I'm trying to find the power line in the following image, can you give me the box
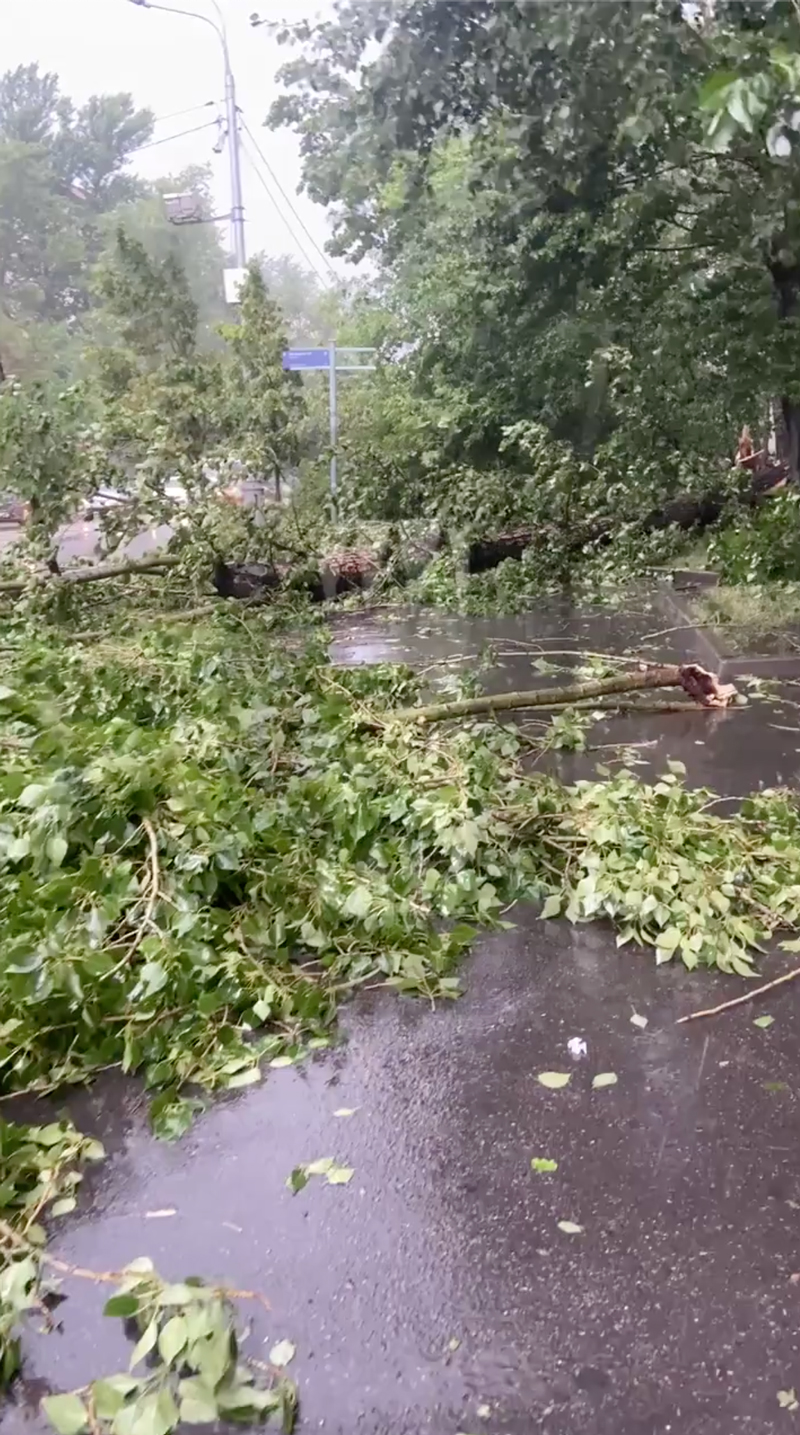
[132,120,220,155]
[151,100,218,127]
[240,117,337,281]
[239,138,331,285]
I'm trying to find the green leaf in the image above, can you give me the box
[305,1157,334,1175]
[41,1395,89,1435]
[286,1166,308,1194]
[541,894,561,920]
[46,835,68,867]
[343,884,372,918]
[753,1015,775,1029]
[327,1164,354,1185]
[269,1339,296,1367]
[698,70,737,110]
[130,1388,179,1435]
[91,1379,134,1420]
[226,1067,261,1088]
[158,1315,188,1363]
[530,1157,558,1174]
[270,1055,295,1069]
[103,1294,140,1319]
[592,1072,618,1089]
[537,1071,571,1089]
[50,1196,76,1216]
[157,1283,202,1306]
[178,1381,218,1424]
[129,1318,159,1369]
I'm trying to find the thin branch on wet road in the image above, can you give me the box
[677,965,800,1024]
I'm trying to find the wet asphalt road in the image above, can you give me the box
[0,519,173,566]
[5,601,800,1435]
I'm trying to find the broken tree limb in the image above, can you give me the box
[0,553,181,597]
[380,663,737,726]
[676,964,800,1024]
[527,698,726,715]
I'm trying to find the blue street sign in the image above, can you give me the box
[282,348,330,371]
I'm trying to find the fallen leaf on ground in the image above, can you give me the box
[592,1072,618,1089]
[537,1071,571,1089]
[630,1013,648,1029]
[448,1337,461,1352]
[778,1389,799,1411]
[557,1220,584,1234]
[306,1157,334,1175]
[42,1393,88,1435]
[334,1108,358,1117]
[269,1339,296,1367]
[269,1055,295,1069]
[286,1166,309,1194]
[530,1158,558,1174]
[753,1015,775,1029]
[477,1405,491,1418]
[327,1163,354,1185]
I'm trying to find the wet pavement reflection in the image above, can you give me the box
[5,598,800,1435]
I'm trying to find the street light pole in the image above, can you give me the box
[127,0,246,267]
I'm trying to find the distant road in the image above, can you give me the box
[0,519,173,565]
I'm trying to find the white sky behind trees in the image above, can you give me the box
[0,0,343,284]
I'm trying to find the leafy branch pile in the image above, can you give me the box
[1,610,800,1418]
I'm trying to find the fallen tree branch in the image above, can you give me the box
[380,663,737,726]
[0,1217,271,1309]
[0,554,181,597]
[523,699,724,717]
[676,965,800,1024]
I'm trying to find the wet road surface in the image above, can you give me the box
[5,603,800,1435]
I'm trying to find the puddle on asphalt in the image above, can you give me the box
[6,596,800,1435]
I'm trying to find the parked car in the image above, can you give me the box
[81,487,130,518]
[0,493,29,524]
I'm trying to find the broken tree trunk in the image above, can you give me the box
[0,554,181,597]
[380,664,737,726]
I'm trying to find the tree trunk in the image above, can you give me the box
[767,252,800,479]
[378,663,736,726]
[0,554,180,597]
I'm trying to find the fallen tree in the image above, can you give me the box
[0,553,181,597]
[380,663,737,725]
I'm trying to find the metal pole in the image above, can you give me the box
[223,45,246,267]
[127,0,245,267]
[329,341,338,504]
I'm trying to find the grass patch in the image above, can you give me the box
[694,582,800,652]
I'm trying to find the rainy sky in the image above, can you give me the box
[0,0,340,281]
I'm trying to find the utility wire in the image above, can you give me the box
[132,120,220,155]
[240,117,337,281]
[151,100,217,127]
[240,138,331,285]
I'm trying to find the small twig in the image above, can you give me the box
[0,1218,271,1309]
[102,819,160,981]
[676,965,800,1024]
[639,621,724,642]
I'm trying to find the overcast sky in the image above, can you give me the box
[0,0,343,284]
